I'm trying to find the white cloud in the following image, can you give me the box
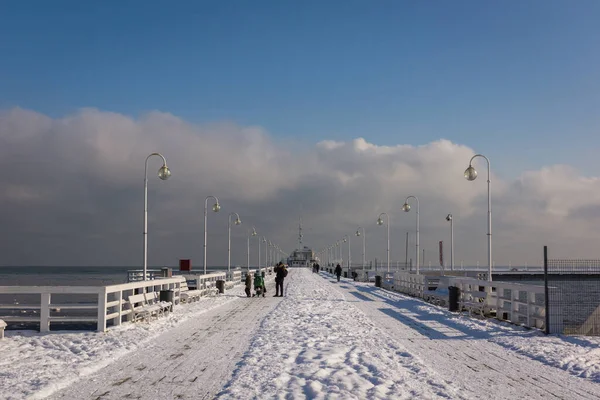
[0,108,599,267]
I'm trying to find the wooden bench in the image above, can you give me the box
[179,281,203,303]
[460,290,489,317]
[0,319,6,339]
[203,281,219,296]
[127,293,161,322]
[145,292,172,315]
[423,287,450,306]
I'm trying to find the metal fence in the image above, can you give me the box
[544,246,600,335]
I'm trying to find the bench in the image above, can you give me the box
[423,287,450,306]
[180,281,203,303]
[460,290,489,317]
[0,319,6,339]
[127,293,162,322]
[203,281,219,296]
[145,292,172,315]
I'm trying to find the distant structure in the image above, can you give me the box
[298,215,303,248]
[287,214,314,268]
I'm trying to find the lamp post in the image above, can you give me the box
[227,213,242,273]
[257,234,262,272]
[464,154,492,282]
[204,196,221,275]
[446,214,454,271]
[262,237,268,271]
[402,196,420,274]
[143,153,171,281]
[376,212,390,272]
[247,227,257,271]
[343,235,351,277]
[356,227,366,270]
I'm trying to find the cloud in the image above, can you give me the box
[0,108,599,268]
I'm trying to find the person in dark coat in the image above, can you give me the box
[274,262,287,297]
[245,273,252,297]
[335,263,342,282]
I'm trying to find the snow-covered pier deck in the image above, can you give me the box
[2,268,600,399]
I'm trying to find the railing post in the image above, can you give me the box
[40,293,51,333]
[116,290,123,327]
[97,289,107,332]
[543,245,550,334]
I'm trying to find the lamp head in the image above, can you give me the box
[464,165,478,181]
[356,230,361,237]
[446,214,452,222]
[377,218,384,226]
[158,165,171,180]
[343,237,347,243]
[234,218,242,225]
[402,203,410,212]
[212,202,221,212]
[251,228,257,236]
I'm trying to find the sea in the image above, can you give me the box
[0,266,240,286]
[0,265,243,330]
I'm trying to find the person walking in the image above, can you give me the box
[274,262,288,297]
[335,263,342,282]
[245,272,252,297]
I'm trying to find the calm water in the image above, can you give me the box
[0,266,237,286]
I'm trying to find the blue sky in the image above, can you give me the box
[1,0,599,178]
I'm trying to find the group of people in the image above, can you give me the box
[313,262,344,282]
[245,270,266,297]
[244,262,288,298]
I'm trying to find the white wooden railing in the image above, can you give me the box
[0,276,184,333]
[387,272,548,331]
[0,268,249,333]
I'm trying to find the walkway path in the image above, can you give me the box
[49,279,280,400]
[47,269,600,400]
[332,275,600,399]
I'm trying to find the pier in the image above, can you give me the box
[1,268,599,399]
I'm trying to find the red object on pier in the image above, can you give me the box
[179,259,191,271]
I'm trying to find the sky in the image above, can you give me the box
[1,1,599,267]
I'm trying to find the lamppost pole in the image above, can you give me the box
[343,235,351,277]
[446,214,454,271]
[247,227,256,271]
[402,196,420,274]
[464,154,492,281]
[143,153,171,281]
[377,213,390,272]
[356,227,366,270]
[227,213,241,273]
[204,196,221,275]
[257,234,261,273]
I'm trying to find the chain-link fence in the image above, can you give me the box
[544,246,600,335]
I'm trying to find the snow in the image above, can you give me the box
[1,269,599,399]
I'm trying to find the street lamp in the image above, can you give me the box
[227,213,242,273]
[262,237,268,271]
[377,212,390,272]
[356,227,366,270]
[143,153,171,281]
[343,235,351,277]
[402,196,420,274]
[257,234,262,272]
[446,214,454,271]
[464,154,492,282]
[203,195,221,275]
[247,227,257,271]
